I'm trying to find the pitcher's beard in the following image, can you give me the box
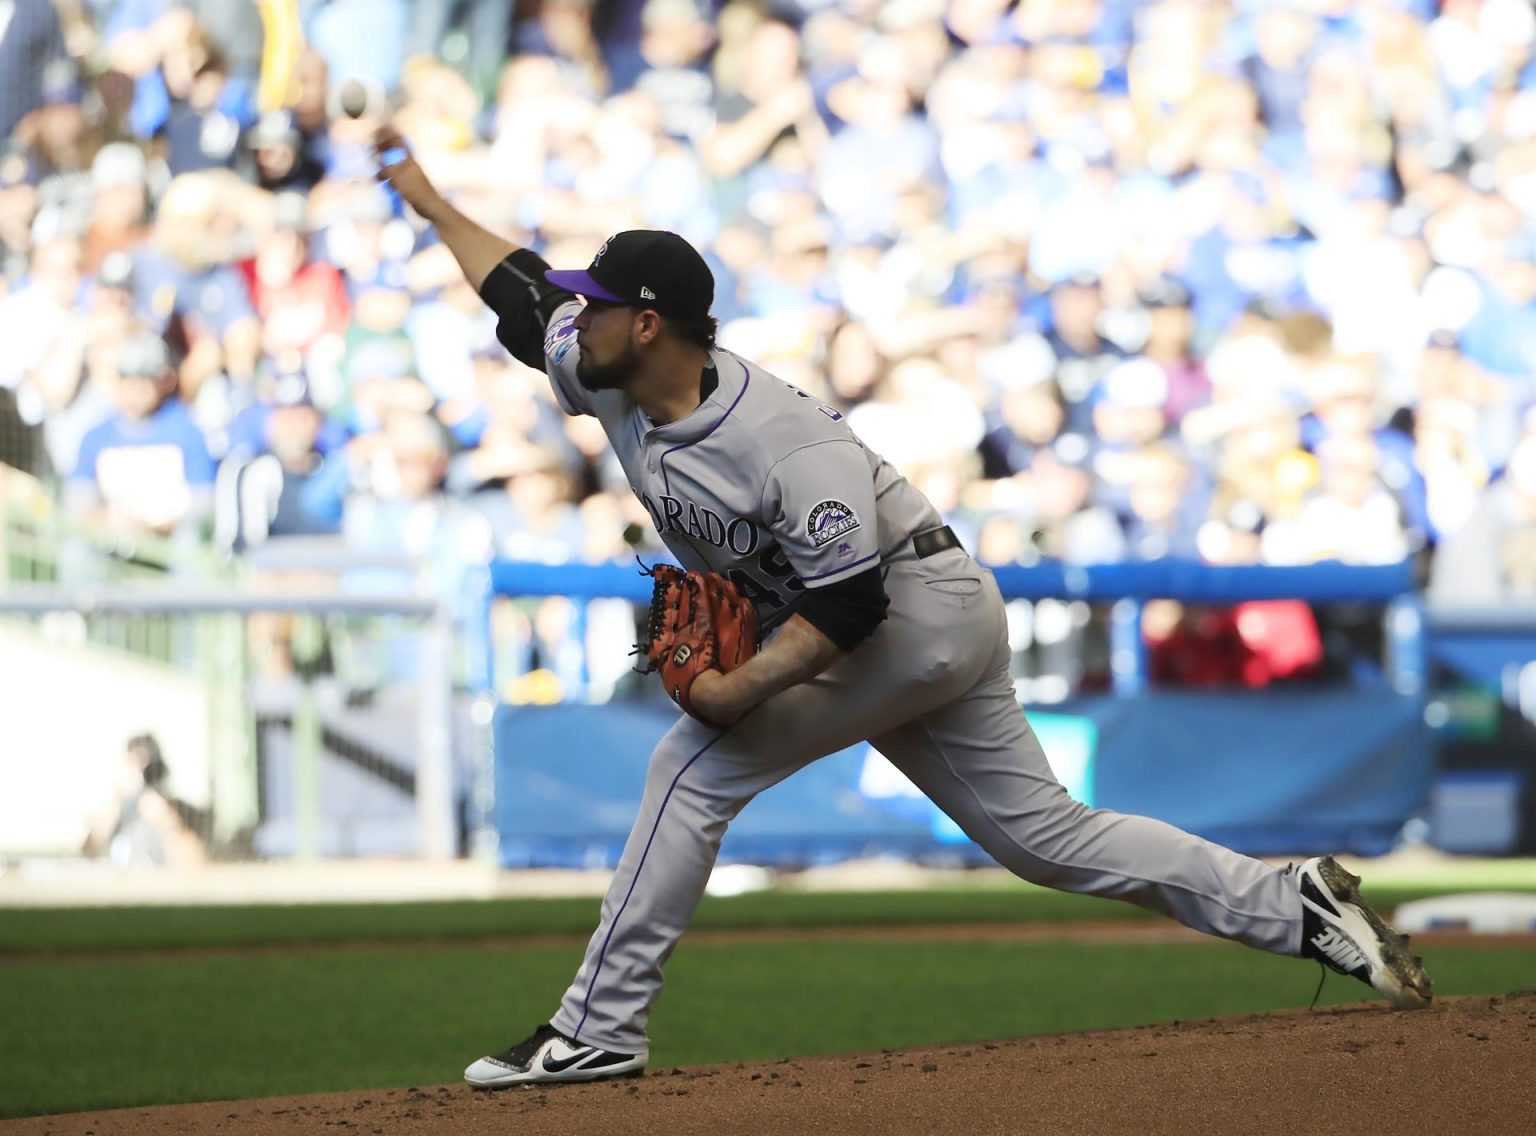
[577,343,640,391]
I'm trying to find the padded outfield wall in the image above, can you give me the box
[487,559,1477,867]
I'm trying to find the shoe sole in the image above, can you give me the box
[466,1065,647,1090]
[1317,857,1433,1010]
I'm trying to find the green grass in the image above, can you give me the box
[2,936,1533,1119]
[6,878,1532,955]
[4,875,1534,1117]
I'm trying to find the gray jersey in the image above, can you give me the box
[541,301,943,621]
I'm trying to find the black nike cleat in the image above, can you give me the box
[464,1023,648,1088]
[1297,856,1433,1010]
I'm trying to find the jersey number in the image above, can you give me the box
[727,545,803,609]
[788,385,843,421]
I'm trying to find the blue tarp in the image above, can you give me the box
[1080,691,1431,855]
[491,689,1431,867]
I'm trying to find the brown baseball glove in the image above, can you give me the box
[636,563,759,722]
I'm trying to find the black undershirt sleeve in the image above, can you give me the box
[477,249,576,372]
[793,564,890,653]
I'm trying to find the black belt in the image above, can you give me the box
[913,525,961,559]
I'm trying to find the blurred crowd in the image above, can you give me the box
[3,0,1536,692]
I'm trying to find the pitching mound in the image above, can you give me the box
[6,993,1532,1135]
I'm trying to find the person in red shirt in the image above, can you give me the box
[1147,500,1324,688]
[242,191,349,370]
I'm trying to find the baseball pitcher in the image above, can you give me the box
[375,129,1431,1089]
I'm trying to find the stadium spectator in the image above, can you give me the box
[512,0,608,100]
[218,370,348,550]
[1430,433,1536,603]
[409,0,515,97]
[132,171,263,391]
[246,109,325,194]
[342,409,485,571]
[1014,436,1125,566]
[614,0,716,144]
[1134,275,1208,423]
[224,361,349,463]
[83,733,208,868]
[979,370,1066,480]
[0,148,38,286]
[0,0,73,139]
[81,143,151,274]
[1171,497,1325,689]
[702,18,818,185]
[242,190,350,369]
[155,26,244,176]
[3,0,1536,695]
[29,249,136,479]
[67,331,215,541]
[0,232,83,400]
[1278,432,1414,566]
[1115,441,1207,562]
[1043,273,1124,428]
[1091,358,1172,455]
[1412,392,1491,544]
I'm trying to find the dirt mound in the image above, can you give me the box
[6,993,1533,1135]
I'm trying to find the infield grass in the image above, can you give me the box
[2,934,1533,1119]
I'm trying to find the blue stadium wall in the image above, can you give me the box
[490,688,1431,868]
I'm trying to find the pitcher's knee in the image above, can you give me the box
[993,845,1115,895]
[962,791,1100,888]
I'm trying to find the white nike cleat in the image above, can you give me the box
[1296,856,1432,1010]
[464,1023,648,1088]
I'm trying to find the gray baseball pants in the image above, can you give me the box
[551,547,1305,1053]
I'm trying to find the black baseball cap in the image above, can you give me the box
[546,230,714,321]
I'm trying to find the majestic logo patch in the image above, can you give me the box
[807,500,860,547]
[835,540,855,559]
[544,313,577,364]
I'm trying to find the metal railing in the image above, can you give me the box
[482,558,1426,697]
[2,495,232,589]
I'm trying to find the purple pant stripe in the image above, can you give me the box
[572,731,725,1043]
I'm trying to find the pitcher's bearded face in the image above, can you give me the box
[573,301,641,391]
[577,338,642,391]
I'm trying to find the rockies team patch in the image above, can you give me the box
[806,500,860,547]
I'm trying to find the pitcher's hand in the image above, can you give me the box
[683,668,747,728]
[374,126,442,220]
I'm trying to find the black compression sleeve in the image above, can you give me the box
[795,564,890,652]
[477,249,577,371]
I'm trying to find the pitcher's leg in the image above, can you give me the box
[872,640,1303,955]
[549,706,889,1051]
[548,571,1005,1053]
[549,724,746,1052]
[549,647,1001,1049]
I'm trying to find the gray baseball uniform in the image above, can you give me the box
[504,297,1306,1054]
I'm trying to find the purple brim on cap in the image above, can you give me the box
[545,269,627,304]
